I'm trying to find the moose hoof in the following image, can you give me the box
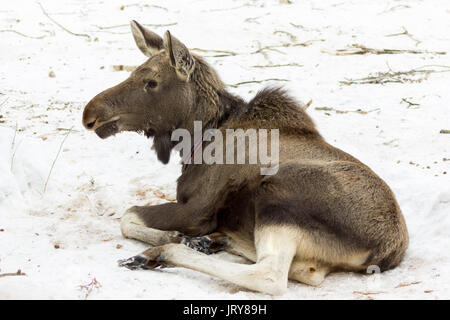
[118,255,151,270]
[181,235,227,255]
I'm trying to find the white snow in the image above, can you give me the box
[0,0,449,299]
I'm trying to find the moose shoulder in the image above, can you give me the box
[82,21,408,295]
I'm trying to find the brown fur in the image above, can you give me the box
[82,21,408,293]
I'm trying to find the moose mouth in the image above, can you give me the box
[93,115,155,139]
[95,120,119,139]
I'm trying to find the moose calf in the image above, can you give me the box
[82,21,408,295]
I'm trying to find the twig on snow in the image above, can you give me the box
[0,97,9,107]
[228,78,289,88]
[10,140,23,171]
[289,23,322,32]
[250,39,324,55]
[315,106,380,115]
[79,277,102,300]
[251,43,299,55]
[322,44,445,56]
[353,290,385,295]
[10,122,20,171]
[379,5,411,15]
[37,2,91,40]
[244,16,262,24]
[395,281,421,288]
[43,127,73,194]
[273,30,297,42]
[92,22,177,30]
[190,47,238,57]
[207,5,249,12]
[123,3,168,11]
[10,121,18,151]
[0,269,26,278]
[0,29,47,39]
[385,26,421,46]
[401,98,420,108]
[251,63,303,68]
[340,65,450,85]
[254,41,272,64]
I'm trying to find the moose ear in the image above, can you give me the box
[130,20,163,57]
[164,31,195,81]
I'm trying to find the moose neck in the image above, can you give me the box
[209,89,245,129]
[183,57,246,136]
[190,88,245,135]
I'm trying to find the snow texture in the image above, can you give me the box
[0,0,449,299]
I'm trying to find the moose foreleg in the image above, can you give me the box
[122,202,217,236]
[121,202,219,249]
[120,207,182,246]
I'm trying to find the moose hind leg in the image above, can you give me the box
[119,225,297,295]
[288,260,330,286]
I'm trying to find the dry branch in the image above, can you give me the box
[380,5,411,14]
[385,27,421,46]
[0,269,26,278]
[353,290,385,295]
[79,277,101,300]
[38,2,91,40]
[190,48,237,57]
[250,40,323,55]
[1,97,10,123]
[250,63,303,68]
[244,16,262,24]
[289,23,321,32]
[0,29,47,39]
[10,121,18,171]
[11,121,18,150]
[322,44,445,56]
[43,127,73,194]
[93,22,177,30]
[255,41,272,63]
[401,98,420,108]
[10,141,21,171]
[396,281,421,288]
[340,66,450,85]
[0,97,8,107]
[56,127,79,132]
[315,106,380,115]
[123,3,168,11]
[273,30,297,42]
[207,5,248,12]
[228,78,289,88]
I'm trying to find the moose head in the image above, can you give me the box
[82,21,225,164]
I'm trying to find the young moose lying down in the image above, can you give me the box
[82,21,409,295]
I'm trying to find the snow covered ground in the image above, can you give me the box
[0,0,449,299]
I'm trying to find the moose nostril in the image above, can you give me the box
[86,120,96,129]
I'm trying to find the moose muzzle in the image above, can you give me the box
[82,93,121,139]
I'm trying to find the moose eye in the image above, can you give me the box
[146,80,158,89]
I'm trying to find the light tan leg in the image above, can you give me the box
[120,209,181,246]
[223,236,257,262]
[119,225,297,295]
[288,260,330,286]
